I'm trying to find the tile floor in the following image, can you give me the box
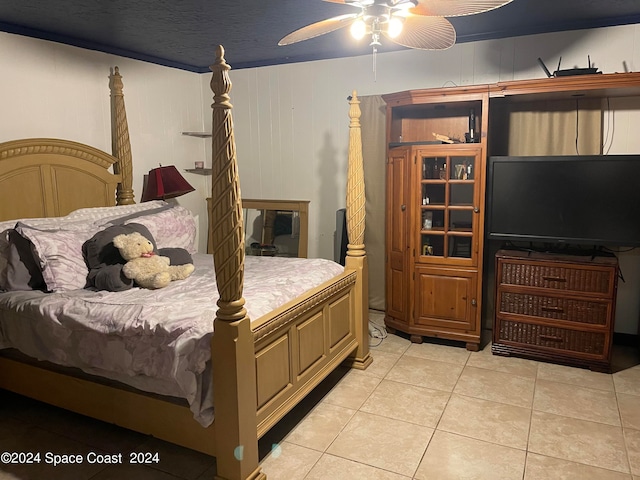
[2,310,640,479]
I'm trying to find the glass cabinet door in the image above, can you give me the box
[418,149,480,264]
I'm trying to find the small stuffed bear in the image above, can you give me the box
[112,231,195,289]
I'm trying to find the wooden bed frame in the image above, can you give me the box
[0,46,371,480]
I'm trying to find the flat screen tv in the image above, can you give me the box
[486,155,640,247]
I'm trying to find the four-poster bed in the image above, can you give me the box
[0,46,370,480]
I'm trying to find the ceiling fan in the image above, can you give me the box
[278,0,515,51]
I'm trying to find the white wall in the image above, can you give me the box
[2,24,640,333]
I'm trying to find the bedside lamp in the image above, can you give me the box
[141,165,195,202]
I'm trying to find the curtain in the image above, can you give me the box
[360,95,387,311]
[490,99,602,156]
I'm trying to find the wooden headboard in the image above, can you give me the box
[0,67,134,222]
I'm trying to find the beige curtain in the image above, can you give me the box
[360,95,387,311]
[491,99,602,156]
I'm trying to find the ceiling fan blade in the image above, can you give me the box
[383,15,456,50]
[323,0,373,4]
[278,14,358,45]
[411,0,514,17]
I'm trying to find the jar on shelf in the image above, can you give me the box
[439,163,447,180]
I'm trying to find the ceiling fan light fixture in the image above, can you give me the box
[387,16,404,38]
[350,18,367,39]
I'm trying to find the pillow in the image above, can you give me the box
[121,205,197,254]
[1,229,46,291]
[15,222,97,292]
[65,200,168,224]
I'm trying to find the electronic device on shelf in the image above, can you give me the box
[485,155,640,247]
[538,56,601,77]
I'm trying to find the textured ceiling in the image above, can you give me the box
[1,0,640,72]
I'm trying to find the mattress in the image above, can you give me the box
[0,254,344,426]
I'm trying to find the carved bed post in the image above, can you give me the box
[209,46,266,480]
[344,91,373,370]
[109,67,135,205]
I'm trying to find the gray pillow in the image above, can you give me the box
[4,229,46,291]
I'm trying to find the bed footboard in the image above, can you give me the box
[252,271,358,436]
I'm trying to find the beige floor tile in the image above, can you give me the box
[259,441,322,480]
[305,454,410,480]
[466,346,538,378]
[359,379,450,428]
[326,411,434,477]
[136,437,215,480]
[537,362,615,391]
[615,365,640,396]
[359,350,401,379]
[321,369,382,410]
[533,379,621,426]
[415,430,526,480]
[619,393,640,430]
[403,341,471,365]
[525,453,632,480]
[195,464,218,480]
[625,428,640,476]
[88,463,187,480]
[0,427,108,480]
[454,366,535,408]
[371,332,411,356]
[385,355,463,391]
[529,411,629,473]
[437,394,531,450]
[285,402,356,452]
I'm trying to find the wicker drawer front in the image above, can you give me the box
[499,262,613,295]
[498,292,609,326]
[497,319,606,356]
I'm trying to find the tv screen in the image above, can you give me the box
[486,155,640,247]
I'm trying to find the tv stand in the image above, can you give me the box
[492,249,619,372]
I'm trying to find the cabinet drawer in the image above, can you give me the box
[497,291,610,326]
[499,261,615,296]
[496,319,607,356]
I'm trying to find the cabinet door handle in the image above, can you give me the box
[473,206,479,213]
[471,299,477,306]
[401,204,406,211]
[539,335,563,342]
[542,276,567,283]
[541,306,564,313]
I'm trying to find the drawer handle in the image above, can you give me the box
[541,306,564,313]
[539,335,563,342]
[542,276,567,283]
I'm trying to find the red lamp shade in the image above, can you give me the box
[141,166,195,202]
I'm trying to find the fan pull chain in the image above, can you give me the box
[372,45,377,81]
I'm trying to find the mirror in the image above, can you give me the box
[241,199,309,258]
[245,209,299,257]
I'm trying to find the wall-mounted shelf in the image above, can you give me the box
[185,168,212,175]
[182,131,212,138]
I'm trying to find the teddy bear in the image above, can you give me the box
[112,231,195,289]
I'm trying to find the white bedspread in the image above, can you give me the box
[0,254,344,426]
